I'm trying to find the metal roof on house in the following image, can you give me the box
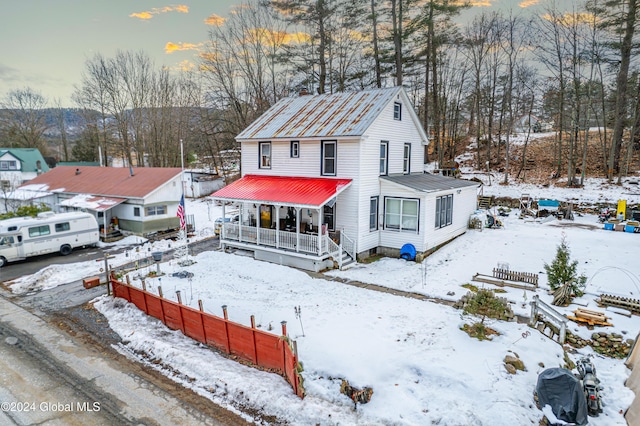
[0,148,50,172]
[59,194,127,212]
[21,166,182,199]
[237,87,407,140]
[211,175,352,208]
[381,173,480,192]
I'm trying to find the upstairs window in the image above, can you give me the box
[290,141,300,158]
[134,207,141,217]
[0,161,17,170]
[321,140,336,176]
[259,141,271,169]
[380,141,389,175]
[394,102,402,120]
[403,143,411,174]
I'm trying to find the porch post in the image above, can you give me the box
[238,203,243,242]
[221,204,226,240]
[295,207,300,253]
[318,207,323,255]
[275,206,280,248]
[255,204,260,245]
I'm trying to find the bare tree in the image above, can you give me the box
[0,87,49,151]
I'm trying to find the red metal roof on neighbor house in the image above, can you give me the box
[211,175,352,207]
[22,166,183,199]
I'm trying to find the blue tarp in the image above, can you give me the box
[538,199,560,208]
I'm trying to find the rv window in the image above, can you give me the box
[29,225,50,237]
[8,226,17,231]
[55,222,71,232]
[0,236,14,245]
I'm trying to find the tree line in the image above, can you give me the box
[0,0,639,185]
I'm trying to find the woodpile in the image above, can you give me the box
[566,308,613,327]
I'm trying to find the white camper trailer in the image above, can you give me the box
[0,211,99,267]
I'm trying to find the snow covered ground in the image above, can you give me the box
[5,181,640,425]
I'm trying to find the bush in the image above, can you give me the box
[543,234,586,297]
[0,203,51,220]
[463,288,509,324]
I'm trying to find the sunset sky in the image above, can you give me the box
[0,0,546,107]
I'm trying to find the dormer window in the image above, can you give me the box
[394,102,402,120]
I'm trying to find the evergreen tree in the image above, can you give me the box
[463,288,507,324]
[544,234,587,295]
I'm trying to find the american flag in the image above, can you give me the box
[177,195,186,229]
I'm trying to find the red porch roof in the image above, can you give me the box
[211,175,352,208]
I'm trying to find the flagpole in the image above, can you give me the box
[180,139,189,263]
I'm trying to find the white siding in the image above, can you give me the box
[422,186,478,250]
[379,181,427,251]
[355,94,427,254]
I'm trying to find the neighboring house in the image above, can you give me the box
[212,86,480,272]
[16,166,184,237]
[0,148,49,192]
[184,169,224,198]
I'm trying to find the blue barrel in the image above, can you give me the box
[400,243,416,261]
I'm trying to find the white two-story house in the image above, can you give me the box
[212,86,479,271]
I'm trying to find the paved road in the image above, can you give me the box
[0,236,254,426]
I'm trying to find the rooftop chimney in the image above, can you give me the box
[299,87,309,96]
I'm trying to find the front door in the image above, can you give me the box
[323,204,335,231]
[260,205,273,228]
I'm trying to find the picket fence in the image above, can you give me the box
[109,275,305,398]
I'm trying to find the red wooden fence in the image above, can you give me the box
[109,275,305,398]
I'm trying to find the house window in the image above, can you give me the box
[380,141,389,175]
[55,222,70,232]
[394,102,402,120]
[29,225,50,237]
[384,198,419,232]
[321,140,336,176]
[259,141,271,169]
[370,197,379,231]
[145,205,167,216]
[403,143,411,174]
[134,207,140,217]
[290,141,300,158]
[0,161,17,170]
[435,194,453,228]
[0,180,10,191]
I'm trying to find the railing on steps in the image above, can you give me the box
[340,229,356,262]
[529,295,567,344]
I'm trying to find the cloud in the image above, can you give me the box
[165,42,203,54]
[464,0,494,6]
[204,14,225,26]
[519,0,541,7]
[130,5,189,20]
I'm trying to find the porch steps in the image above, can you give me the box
[336,250,356,270]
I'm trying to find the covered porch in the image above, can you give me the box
[211,175,356,271]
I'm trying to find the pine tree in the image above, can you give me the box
[544,234,587,296]
[463,288,508,324]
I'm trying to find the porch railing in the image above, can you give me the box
[223,224,324,255]
[222,223,355,266]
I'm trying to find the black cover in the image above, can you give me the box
[536,368,588,425]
